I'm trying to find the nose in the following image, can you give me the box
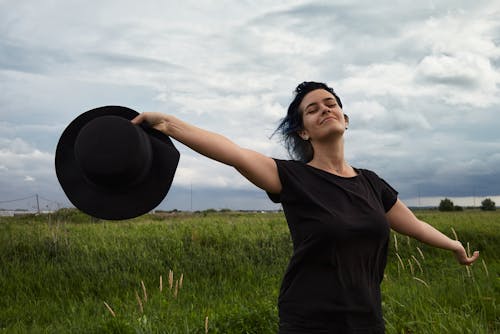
[321,107,332,115]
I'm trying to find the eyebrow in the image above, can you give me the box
[304,97,336,111]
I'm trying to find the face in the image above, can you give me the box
[298,89,347,141]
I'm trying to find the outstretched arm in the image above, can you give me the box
[131,112,281,194]
[386,199,479,265]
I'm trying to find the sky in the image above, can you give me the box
[1,0,500,211]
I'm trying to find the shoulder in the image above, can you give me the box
[266,159,306,203]
[356,168,380,180]
[356,167,399,211]
[356,168,395,190]
[270,158,311,188]
[273,158,302,166]
[356,167,376,174]
[273,158,307,171]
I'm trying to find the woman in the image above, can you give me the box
[132,81,479,333]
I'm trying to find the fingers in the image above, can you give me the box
[131,112,165,126]
[466,250,480,265]
[130,112,171,135]
[460,250,480,266]
[131,113,145,124]
[453,243,480,266]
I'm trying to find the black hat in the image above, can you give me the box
[55,106,179,220]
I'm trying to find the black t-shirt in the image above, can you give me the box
[267,159,398,333]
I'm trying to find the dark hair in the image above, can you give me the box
[274,81,344,162]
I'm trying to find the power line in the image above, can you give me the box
[38,195,63,205]
[0,194,65,213]
[0,195,36,204]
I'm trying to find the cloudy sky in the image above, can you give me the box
[1,0,499,211]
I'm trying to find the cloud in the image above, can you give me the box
[417,53,489,88]
[348,99,432,132]
[0,39,68,74]
[416,53,499,106]
[405,8,500,58]
[0,138,53,175]
[1,1,499,210]
[340,62,423,100]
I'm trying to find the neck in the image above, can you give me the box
[308,137,347,173]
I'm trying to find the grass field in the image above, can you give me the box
[0,209,498,333]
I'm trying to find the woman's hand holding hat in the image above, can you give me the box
[132,112,177,135]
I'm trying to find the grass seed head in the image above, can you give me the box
[416,246,425,260]
[407,259,414,275]
[174,280,179,298]
[395,253,405,271]
[413,277,429,288]
[481,259,489,277]
[169,270,174,290]
[141,280,148,303]
[135,290,144,314]
[103,301,116,317]
[411,255,423,274]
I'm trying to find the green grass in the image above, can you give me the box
[0,209,498,333]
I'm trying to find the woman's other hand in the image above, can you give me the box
[452,240,480,265]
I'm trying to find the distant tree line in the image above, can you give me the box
[480,198,496,211]
[438,197,496,211]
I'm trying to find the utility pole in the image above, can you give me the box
[35,194,40,214]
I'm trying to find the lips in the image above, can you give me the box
[320,116,336,124]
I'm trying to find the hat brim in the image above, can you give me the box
[55,106,179,220]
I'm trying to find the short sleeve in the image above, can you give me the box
[379,177,398,212]
[267,190,281,203]
[266,159,302,204]
[360,169,398,212]
[266,159,285,203]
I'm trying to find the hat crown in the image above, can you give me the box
[74,116,152,189]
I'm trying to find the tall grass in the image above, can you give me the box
[382,210,498,333]
[0,210,498,333]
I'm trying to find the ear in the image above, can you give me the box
[298,129,309,141]
[344,114,349,130]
